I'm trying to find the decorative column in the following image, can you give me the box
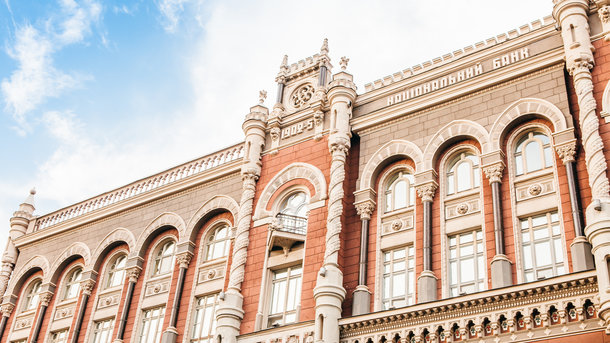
[0,303,14,339]
[352,200,374,315]
[113,266,141,343]
[0,189,36,297]
[314,56,356,343]
[71,279,96,343]
[415,181,438,303]
[215,94,267,343]
[161,251,193,343]
[556,141,595,271]
[553,0,610,331]
[482,161,512,288]
[31,291,53,343]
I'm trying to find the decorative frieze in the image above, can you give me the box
[516,178,554,201]
[13,314,34,330]
[381,214,414,236]
[97,291,121,309]
[445,199,480,219]
[54,303,76,321]
[198,263,226,284]
[145,278,171,297]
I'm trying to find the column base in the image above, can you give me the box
[570,236,594,272]
[491,254,513,289]
[417,271,437,303]
[215,291,245,343]
[161,327,178,343]
[585,199,610,325]
[314,265,346,343]
[351,285,371,316]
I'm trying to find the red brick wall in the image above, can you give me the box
[592,39,610,187]
[0,271,43,342]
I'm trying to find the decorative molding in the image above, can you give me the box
[416,182,438,203]
[483,162,505,184]
[359,140,424,191]
[355,201,375,221]
[133,212,186,258]
[80,279,96,296]
[422,120,490,170]
[145,278,170,297]
[40,291,53,307]
[555,140,577,164]
[126,266,141,283]
[176,252,193,269]
[1,303,14,317]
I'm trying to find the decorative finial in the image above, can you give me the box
[259,90,267,104]
[320,38,329,55]
[339,56,349,71]
[30,188,36,195]
[281,55,288,68]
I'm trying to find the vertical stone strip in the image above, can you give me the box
[415,181,438,303]
[114,267,140,343]
[483,162,513,288]
[161,252,192,343]
[71,279,96,343]
[216,99,267,343]
[352,201,374,315]
[31,291,53,343]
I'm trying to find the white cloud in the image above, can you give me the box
[156,0,190,33]
[56,0,101,45]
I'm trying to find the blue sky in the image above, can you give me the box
[0,0,552,250]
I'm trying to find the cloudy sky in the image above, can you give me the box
[0,0,552,250]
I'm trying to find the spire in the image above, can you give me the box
[24,188,36,207]
[281,55,288,68]
[320,38,329,55]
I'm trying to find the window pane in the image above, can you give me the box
[515,155,524,175]
[544,147,553,168]
[460,258,475,282]
[554,239,564,263]
[461,232,473,244]
[533,228,548,240]
[477,256,485,280]
[392,273,405,297]
[456,162,472,192]
[393,260,405,272]
[450,261,457,285]
[534,241,552,267]
[460,245,473,257]
[525,141,543,172]
[394,180,407,209]
[532,215,547,227]
[523,245,533,270]
[447,175,454,195]
[393,249,405,259]
[383,276,390,298]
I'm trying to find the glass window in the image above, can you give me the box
[385,171,415,212]
[191,294,219,343]
[521,212,565,282]
[514,131,553,176]
[63,267,83,300]
[277,192,310,234]
[106,254,127,289]
[448,230,486,296]
[268,266,302,327]
[382,246,415,309]
[49,329,69,343]
[205,225,231,261]
[92,318,114,343]
[22,279,42,311]
[139,306,165,343]
[152,241,175,276]
[446,152,480,195]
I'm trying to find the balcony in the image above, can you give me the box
[268,214,308,255]
[275,214,308,235]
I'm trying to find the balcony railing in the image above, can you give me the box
[275,214,308,235]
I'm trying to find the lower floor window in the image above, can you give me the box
[382,246,415,309]
[191,294,219,343]
[268,266,302,327]
[50,329,69,343]
[92,318,114,343]
[449,230,486,296]
[139,306,166,343]
[521,211,565,282]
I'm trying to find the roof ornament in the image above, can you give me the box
[320,38,329,55]
[339,56,349,71]
[281,55,288,68]
[259,90,267,104]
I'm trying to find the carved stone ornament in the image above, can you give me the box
[456,203,469,215]
[290,84,315,108]
[339,56,349,70]
[80,279,96,295]
[416,183,438,202]
[259,90,267,104]
[207,269,216,279]
[127,267,141,283]
[176,252,193,269]
[528,184,543,196]
[313,110,324,126]
[600,5,610,24]
[270,127,281,142]
[483,162,505,184]
[355,201,375,220]
[555,142,577,164]
[391,220,402,231]
[40,291,54,307]
[567,59,594,76]
[1,303,14,317]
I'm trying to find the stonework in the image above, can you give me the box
[4,2,610,343]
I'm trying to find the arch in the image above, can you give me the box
[90,228,136,271]
[6,255,50,297]
[253,162,327,220]
[601,80,610,121]
[359,140,423,191]
[489,98,569,151]
[45,242,91,284]
[185,195,239,243]
[422,120,490,170]
[132,212,185,258]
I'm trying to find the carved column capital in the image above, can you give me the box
[126,267,142,283]
[483,162,505,184]
[176,252,193,269]
[555,141,577,164]
[568,59,594,76]
[40,291,54,307]
[416,182,438,203]
[80,279,96,296]
[1,303,14,317]
[355,201,375,220]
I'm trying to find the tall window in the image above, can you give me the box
[268,266,302,327]
[63,267,83,300]
[191,294,218,343]
[92,318,115,343]
[382,246,415,309]
[22,279,41,311]
[514,131,553,176]
[446,152,480,195]
[385,171,415,212]
[49,329,69,343]
[139,306,165,343]
[448,230,485,296]
[152,240,175,276]
[105,254,127,289]
[204,225,231,261]
[277,192,309,234]
[520,212,565,282]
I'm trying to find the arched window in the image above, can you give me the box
[152,240,176,276]
[22,279,42,311]
[63,267,83,300]
[277,191,310,234]
[205,224,231,261]
[514,131,553,176]
[446,152,480,195]
[105,254,127,289]
[385,171,415,212]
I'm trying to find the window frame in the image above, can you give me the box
[21,278,42,312]
[190,293,219,343]
[104,253,128,290]
[381,245,415,310]
[203,223,232,263]
[138,306,166,343]
[92,318,115,343]
[445,151,481,196]
[49,329,69,343]
[151,239,176,277]
[513,130,553,177]
[62,266,83,301]
[519,211,566,282]
[447,229,486,296]
[266,265,303,327]
[382,166,416,213]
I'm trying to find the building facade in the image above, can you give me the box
[4,0,610,342]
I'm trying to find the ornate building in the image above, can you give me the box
[5,0,610,342]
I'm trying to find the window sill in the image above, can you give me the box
[444,188,480,202]
[200,257,227,268]
[514,168,553,184]
[381,206,414,219]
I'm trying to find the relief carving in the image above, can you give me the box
[290,84,315,108]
